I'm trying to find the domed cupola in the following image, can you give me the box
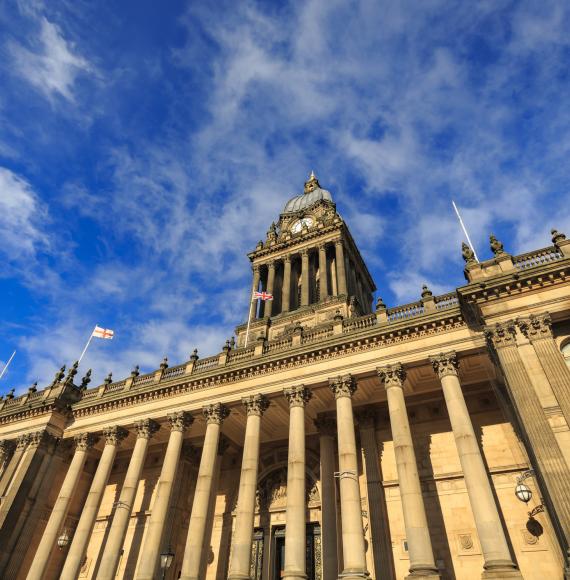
[283,171,333,213]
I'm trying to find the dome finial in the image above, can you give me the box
[304,171,320,193]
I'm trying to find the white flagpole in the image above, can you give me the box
[78,326,96,364]
[0,351,16,380]
[244,295,257,348]
[452,200,480,262]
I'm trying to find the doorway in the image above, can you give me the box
[272,524,321,579]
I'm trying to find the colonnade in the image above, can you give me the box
[10,352,531,579]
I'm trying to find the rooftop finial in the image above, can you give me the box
[304,171,320,194]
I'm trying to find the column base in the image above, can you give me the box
[338,569,371,579]
[283,571,307,580]
[482,570,523,580]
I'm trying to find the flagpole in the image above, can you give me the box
[0,351,16,380]
[78,326,96,364]
[452,200,480,262]
[244,295,257,348]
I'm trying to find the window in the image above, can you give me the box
[562,342,570,369]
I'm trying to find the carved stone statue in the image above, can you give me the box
[489,234,505,256]
[462,242,476,265]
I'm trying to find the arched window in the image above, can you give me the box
[562,342,570,369]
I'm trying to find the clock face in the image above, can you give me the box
[291,217,314,233]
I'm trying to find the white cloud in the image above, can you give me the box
[9,17,91,102]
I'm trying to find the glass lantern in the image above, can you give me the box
[515,482,532,503]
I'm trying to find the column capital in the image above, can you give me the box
[284,385,312,407]
[103,425,129,447]
[484,321,517,349]
[252,264,260,273]
[203,402,230,425]
[301,248,309,258]
[377,364,406,389]
[314,416,336,437]
[334,239,343,247]
[318,242,327,251]
[134,418,160,439]
[16,433,29,450]
[328,374,357,399]
[430,352,459,379]
[28,430,58,449]
[74,433,99,451]
[517,312,553,342]
[283,254,291,263]
[267,261,276,272]
[242,394,270,416]
[0,439,14,461]
[167,411,194,432]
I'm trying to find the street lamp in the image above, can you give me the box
[57,530,70,550]
[515,482,532,504]
[160,548,174,580]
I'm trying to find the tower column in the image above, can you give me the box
[319,243,329,301]
[98,420,160,580]
[335,241,348,296]
[301,250,310,306]
[228,395,269,579]
[265,263,276,317]
[282,255,292,313]
[329,375,370,580]
[250,266,261,320]
[136,413,193,580]
[0,441,14,482]
[0,436,24,498]
[315,417,339,580]
[26,433,97,580]
[60,426,128,580]
[377,365,439,579]
[430,353,521,579]
[283,386,312,580]
[180,403,229,580]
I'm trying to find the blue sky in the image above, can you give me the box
[1,0,569,394]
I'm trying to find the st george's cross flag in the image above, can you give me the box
[253,291,273,301]
[92,325,114,339]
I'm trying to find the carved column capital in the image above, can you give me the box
[328,374,357,399]
[16,434,29,450]
[517,313,553,342]
[318,242,327,251]
[74,433,98,451]
[103,426,129,447]
[283,254,291,264]
[134,419,160,439]
[267,261,275,272]
[0,439,15,461]
[377,364,406,389]
[430,352,459,379]
[284,385,312,407]
[252,264,260,274]
[167,411,194,432]
[334,239,343,248]
[300,248,309,258]
[484,321,517,349]
[314,416,337,437]
[203,403,230,425]
[242,394,270,416]
[28,430,57,449]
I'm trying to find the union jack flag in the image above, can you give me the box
[253,291,273,301]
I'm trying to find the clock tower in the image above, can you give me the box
[236,172,376,346]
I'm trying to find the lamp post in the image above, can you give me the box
[57,530,70,550]
[160,547,174,580]
[515,470,544,518]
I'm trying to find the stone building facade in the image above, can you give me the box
[1,173,570,580]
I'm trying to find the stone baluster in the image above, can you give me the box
[98,419,160,580]
[283,386,312,580]
[430,353,521,578]
[228,395,269,579]
[26,434,97,580]
[60,426,128,580]
[282,255,292,313]
[180,403,229,580]
[329,375,370,579]
[335,241,348,296]
[377,365,439,579]
[136,412,193,579]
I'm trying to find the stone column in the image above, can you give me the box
[486,323,570,568]
[358,410,395,580]
[0,438,19,497]
[60,426,128,580]
[518,313,570,427]
[377,365,439,579]
[319,243,329,301]
[329,375,370,579]
[283,386,312,580]
[335,241,348,296]
[0,441,14,482]
[266,263,276,317]
[228,394,269,579]
[301,250,310,306]
[98,419,160,580]
[180,403,229,580]
[26,433,97,580]
[250,266,261,320]
[430,353,521,579]
[136,412,193,580]
[282,255,292,313]
[315,417,339,580]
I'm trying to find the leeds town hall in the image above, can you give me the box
[2,173,570,580]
